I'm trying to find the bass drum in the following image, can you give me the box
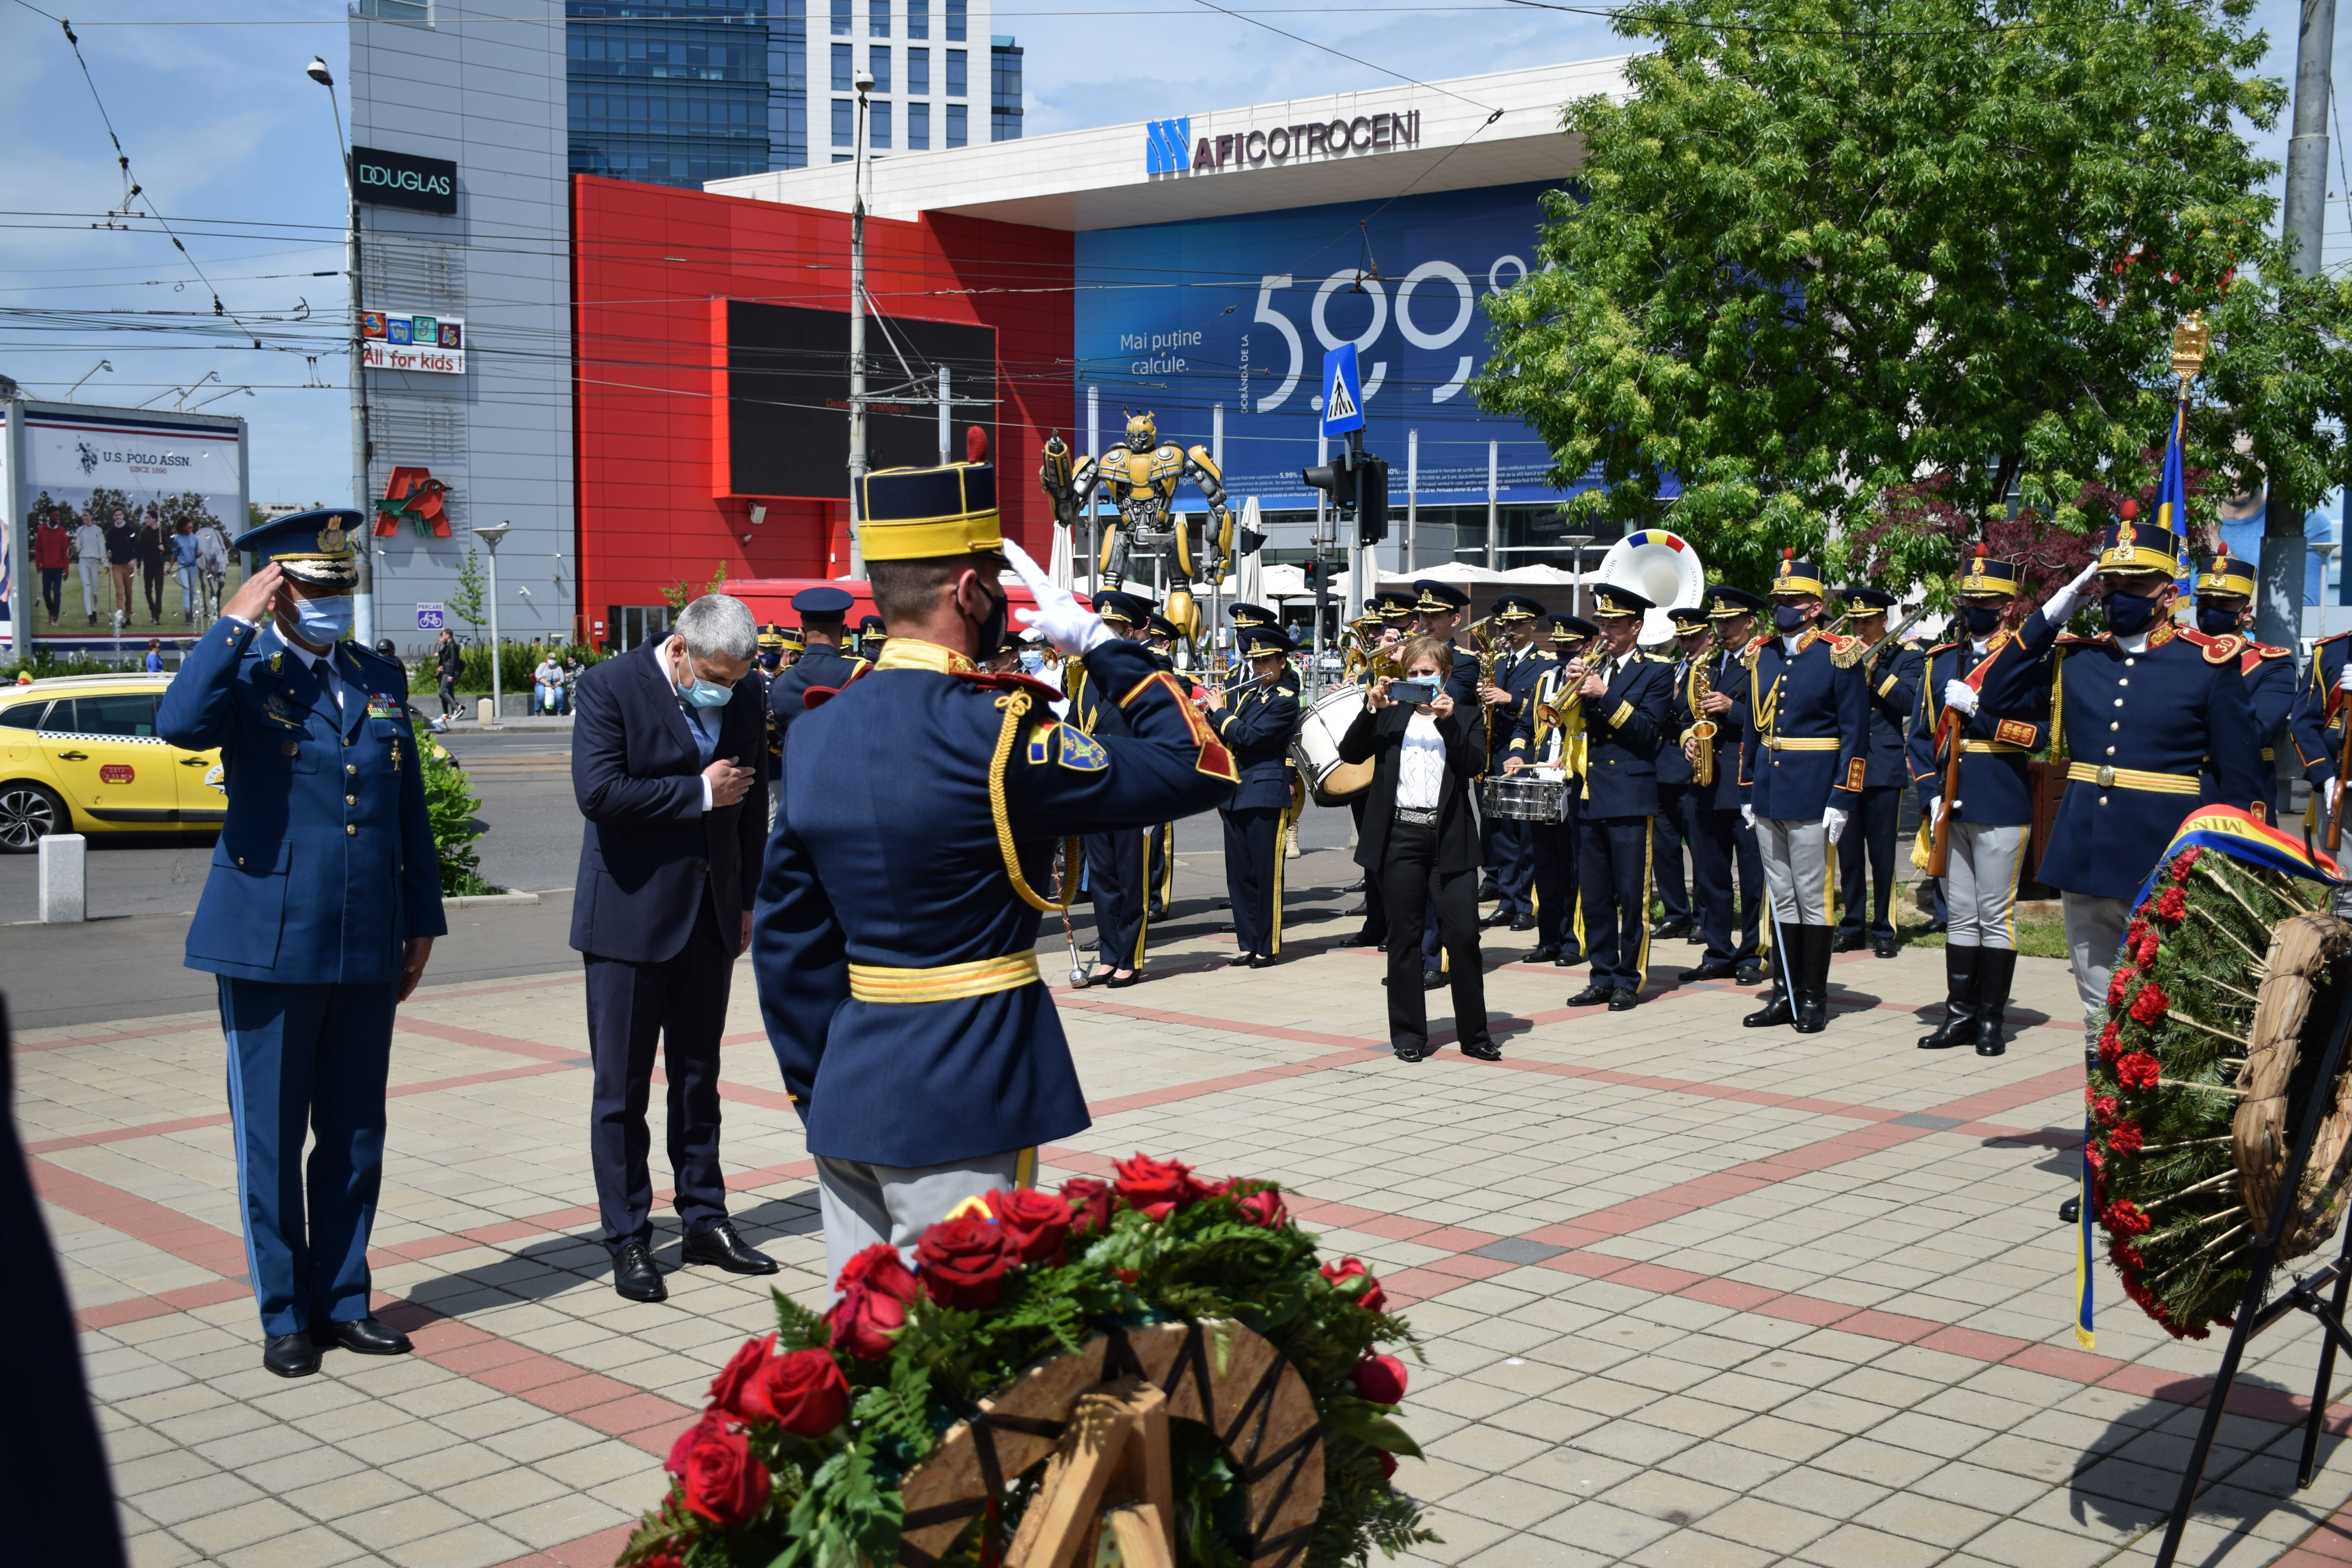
[1293,684,1373,806]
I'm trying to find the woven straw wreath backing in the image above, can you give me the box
[2234,911,2352,1259]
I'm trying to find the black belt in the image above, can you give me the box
[1395,806,1439,826]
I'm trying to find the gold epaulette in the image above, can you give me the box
[1741,638,1765,670]
[2181,628,2243,665]
[2250,641,2293,660]
[1828,634,1866,669]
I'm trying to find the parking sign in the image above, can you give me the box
[416,602,446,631]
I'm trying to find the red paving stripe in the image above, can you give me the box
[31,1156,252,1285]
[13,1020,219,1053]
[394,1017,587,1065]
[1084,1051,1368,1118]
[491,1523,638,1568]
[377,1297,696,1455]
[1058,989,1374,1053]
[73,1278,251,1331]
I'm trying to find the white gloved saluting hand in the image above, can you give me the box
[1942,679,1978,717]
[2038,556,2103,626]
[1005,540,1112,656]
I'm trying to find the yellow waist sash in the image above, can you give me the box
[1960,740,2028,755]
[848,953,1040,1004]
[1763,735,1840,751]
[2063,762,2201,796]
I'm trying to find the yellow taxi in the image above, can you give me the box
[0,673,225,851]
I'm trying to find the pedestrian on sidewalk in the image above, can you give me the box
[434,629,462,719]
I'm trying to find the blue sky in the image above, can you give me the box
[0,0,2338,509]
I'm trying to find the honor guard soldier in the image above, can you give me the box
[769,586,866,733]
[1064,589,1159,984]
[1651,605,1711,944]
[1679,587,1768,983]
[2193,551,2296,821]
[756,622,789,674]
[1835,586,1925,956]
[156,509,445,1378]
[1203,625,1302,965]
[1506,613,1598,966]
[1909,550,2050,1056]
[2294,615,2352,837]
[752,462,1240,1283]
[1480,593,1550,931]
[756,623,792,826]
[1563,584,1673,1010]
[776,624,805,667]
[1739,552,1868,1034]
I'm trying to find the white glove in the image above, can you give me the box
[2336,664,2352,692]
[1926,795,1947,826]
[2330,779,2342,817]
[1822,806,1848,840]
[2040,557,2103,625]
[1740,804,1755,829]
[1005,540,1112,656]
[1942,679,1979,717]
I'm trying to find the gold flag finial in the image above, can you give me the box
[2172,311,2210,384]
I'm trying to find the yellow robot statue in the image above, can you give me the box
[1039,413,1232,592]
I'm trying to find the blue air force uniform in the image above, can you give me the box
[156,509,445,1353]
[768,586,869,733]
[1566,586,1673,1006]
[1508,615,1598,964]
[1651,612,1707,937]
[1834,588,1924,952]
[1482,595,1552,924]
[1212,626,1302,961]
[1678,590,1768,976]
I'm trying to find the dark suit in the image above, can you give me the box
[570,639,768,1257]
[1577,648,1673,991]
[1837,639,1924,939]
[1211,677,1300,957]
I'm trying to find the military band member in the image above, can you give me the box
[853,613,887,658]
[1739,552,1868,1034]
[156,509,445,1377]
[1563,585,1672,1011]
[1909,550,2049,1056]
[1066,590,1159,985]
[1143,610,1184,917]
[1835,587,1925,957]
[776,624,805,667]
[1412,579,1485,713]
[1505,613,1597,965]
[1373,588,1419,630]
[2001,508,2264,1061]
[1343,609,1405,948]
[1679,587,1767,983]
[1480,593,1550,931]
[2192,551,2296,821]
[1201,626,1301,965]
[1651,606,1710,943]
[769,586,866,733]
[753,462,1240,1284]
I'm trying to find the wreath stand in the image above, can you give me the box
[2152,916,2352,1566]
[894,1319,1324,1568]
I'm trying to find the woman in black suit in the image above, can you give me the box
[1339,636,1498,1063]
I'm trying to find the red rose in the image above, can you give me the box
[1062,1177,1114,1237]
[2129,982,2169,1025]
[1113,1154,1198,1220]
[2115,1052,2160,1091]
[682,1422,771,1526]
[2126,917,2148,947]
[2098,1022,2122,1064]
[666,1411,727,1477]
[1115,1267,1140,1285]
[706,1333,774,1421]
[748,1348,850,1437]
[824,1283,906,1360]
[1322,1257,1388,1314]
[2155,886,2187,922]
[837,1242,919,1303]
[2173,847,2202,881]
[1237,1187,1289,1230]
[988,1187,1073,1265]
[917,1216,1014,1310]
[2103,1199,2152,1236]
[1352,1353,1408,1405]
[641,1553,687,1568]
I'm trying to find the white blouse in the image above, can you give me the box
[1396,711,1446,811]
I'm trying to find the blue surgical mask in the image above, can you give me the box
[2102,590,2161,636]
[1961,605,2002,636]
[1773,604,1810,633]
[672,647,736,708]
[1019,649,1045,673]
[291,594,353,643]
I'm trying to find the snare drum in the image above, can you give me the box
[1481,772,1570,822]
[1292,684,1374,804]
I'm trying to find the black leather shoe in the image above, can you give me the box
[1460,1039,1502,1061]
[1346,903,1368,917]
[1105,970,1143,989]
[1566,984,1612,1007]
[1734,962,1766,987]
[1341,927,1381,947]
[1481,909,1514,929]
[1553,950,1583,967]
[1678,960,1739,982]
[1247,954,1281,969]
[1832,929,1867,954]
[1919,946,1979,1050]
[1509,913,1537,931]
[1393,1043,1430,1063]
[684,1220,780,1276]
[1343,879,1367,893]
[1873,932,1899,958]
[1743,987,1794,1027]
[1422,970,1447,991]
[1649,918,1688,940]
[1974,948,2018,1058]
[613,1242,668,1302]
[1229,951,1258,967]
[264,1333,322,1378]
[1530,944,1561,963]
[1608,988,1639,1011]
[2060,1198,2082,1224]
[312,1316,412,1356]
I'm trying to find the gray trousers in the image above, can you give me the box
[816,1148,1035,1295]
[2063,893,2130,1040]
[1757,816,1835,925]
[1945,821,2027,951]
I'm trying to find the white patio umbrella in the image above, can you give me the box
[1234,497,1265,606]
[1048,520,1074,593]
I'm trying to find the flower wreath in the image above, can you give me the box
[621,1154,1434,1568]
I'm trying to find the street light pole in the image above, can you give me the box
[309,57,375,647]
[475,520,510,722]
[846,67,874,580]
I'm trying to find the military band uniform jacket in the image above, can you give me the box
[1579,650,1674,818]
[1906,632,2049,826]
[1858,640,1926,789]
[1210,679,1299,811]
[754,639,1238,1168]
[1682,639,1758,815]
[1739,630,1868,820]
[1655,651,1697,789]
[160,617,446,981]
[2001,612,2263,900]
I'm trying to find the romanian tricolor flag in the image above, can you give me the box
[2155,397,2193,600]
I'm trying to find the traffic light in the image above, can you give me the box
[1356,456,1391,545]
[1301,451,1358,511]
[1301,560,1322,590]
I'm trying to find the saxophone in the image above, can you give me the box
[1690,655,1717,788]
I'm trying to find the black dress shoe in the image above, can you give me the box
[2060,1198,2082,1224]
[1340,927,1382,947]
[1608,988,1639,1011]
[1509,913,1537,931]
[1832,929,1867,954]
[1553,950,1584,967]
[264,1333,322,1378]
[1422,970,1447,991]
[1734,962,1765,986]
[1481,909,1514,929]
[684,1220,780,1276]
[1530,944,1561,963]
[312,1316,412,1356]
[1105,970,1144,989]
[1649,918,1691,940]
[1228,951,1258,967]
[1677,960,1739,983]
[1460,1039,1502,1061]
[1393,1043,1430,1063]
[1247,954,1281,969]
[1566,984,1612,1007]
[1873,933,1900,958]
[1343,878,1367,893]
[1346,903,1368,917]
[613,1242,668,1302]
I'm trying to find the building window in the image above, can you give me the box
[907,47,929,93]
[833,97,854,145]
[868,44,891,91]
[907,0,929,38]
[831,0,850,33]
[869,0,889,34]
[357,0,429,18]
[990,37,1021,140]
[908,100,929,148]
[871,99,892,148]
[831,42,852,89]
[946,102,966,146]
[771,0,807,169]
[945,48,965,97]
[946,0,965,40]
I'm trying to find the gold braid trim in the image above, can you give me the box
[989,690,1080,913]
[2049,648,2067,762]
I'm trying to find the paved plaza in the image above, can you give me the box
[24,907,2352,1568]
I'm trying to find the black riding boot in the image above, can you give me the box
[1918,945,1980,1049]
[1974,946,2017,1057]
[1743,929,1795,1028]
[1793,924,1831,1034]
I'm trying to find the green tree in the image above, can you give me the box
[1474,0,2352,593]
[449,546,488,640]
[662,561,730,612]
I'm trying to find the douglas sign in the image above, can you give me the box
[352,145,458,214]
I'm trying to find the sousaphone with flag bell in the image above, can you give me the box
[1592,530,1705,644]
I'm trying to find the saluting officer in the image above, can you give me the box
[1564,584,1673,1011]
[769,586,866,733]
[1739,552,1868,1034]
[1202,625,1302,965]
[1909,549,2050,1057]
[157,509,445,1378]
[2192,551,2297,822]
[2000,508,2263,1060]
[1834,586,1925,957]
[1651,606,1710,944]
[1505,613,1597,967]
[1065,590,1158,985]
[1679,587,1767,984]
[1480,593,1550,931]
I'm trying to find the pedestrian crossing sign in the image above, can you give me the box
[1320,343,1365,436]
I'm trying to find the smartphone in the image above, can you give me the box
[1389,679,1438,707]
